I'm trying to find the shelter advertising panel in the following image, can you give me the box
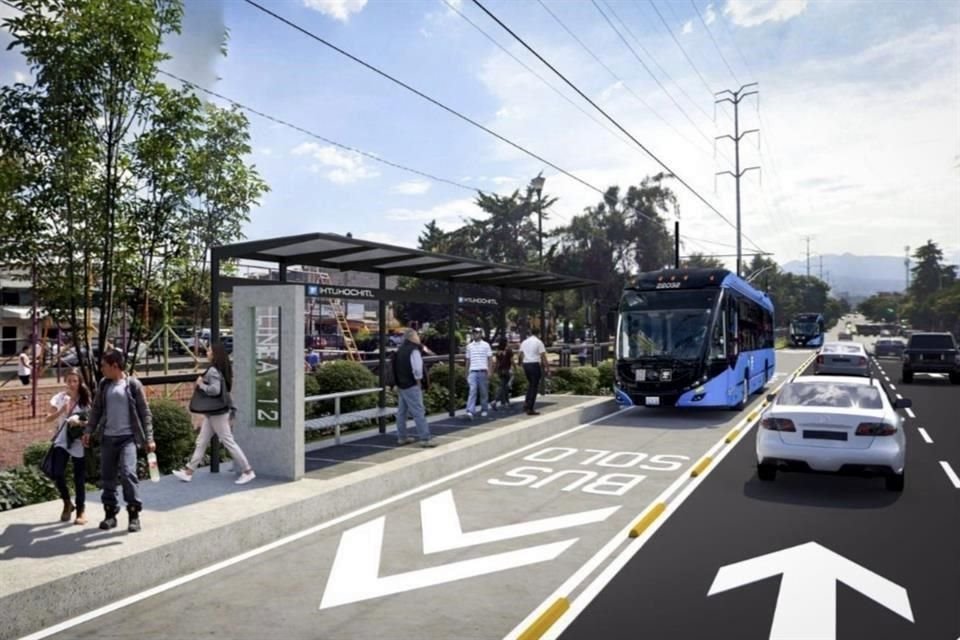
[253,306,281,428]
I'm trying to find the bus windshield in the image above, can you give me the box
[791,322,820,336]
[618,290,717,360]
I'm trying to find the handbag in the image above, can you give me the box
[189,369,230,415]
[40,421,65,480]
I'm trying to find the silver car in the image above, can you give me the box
[814,341,869,376]
[756,376,909,491]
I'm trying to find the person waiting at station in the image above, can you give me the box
[491,337,514,411]
[391,329,434,447]
[519,327,549,415]
[465,327,493,418]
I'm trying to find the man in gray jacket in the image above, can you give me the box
[83,350,155,532]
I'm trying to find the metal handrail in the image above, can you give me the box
[305,386,386,445]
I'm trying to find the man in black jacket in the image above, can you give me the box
[392,329,435,448]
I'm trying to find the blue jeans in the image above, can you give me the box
[467,370,489,414]
[100,435,140,511]
[396,385,431,442]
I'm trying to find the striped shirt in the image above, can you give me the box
[465,340,492,371]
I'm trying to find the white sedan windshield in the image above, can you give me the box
[778,383,883,409]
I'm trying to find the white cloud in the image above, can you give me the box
[256,147,273,157]
[392,180,431,195]
[386,198,476,228]
[682,20,693,35]
[302,0,367,22]
[705,4,717,24]
[291,142,379,184]
[491,176,516,186]
[13,71,28,83]
[724,0,808,28]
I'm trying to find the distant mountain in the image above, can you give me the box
[781,254,909,298]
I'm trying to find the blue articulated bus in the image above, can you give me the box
[789,312,825,347]
[613,268,776,409]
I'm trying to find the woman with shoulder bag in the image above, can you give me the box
[173,342,256,485]
[44,369,92,524]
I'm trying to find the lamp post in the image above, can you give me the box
[530,172,546,339]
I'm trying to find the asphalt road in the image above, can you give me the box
[30,354,811,640]
[557,347,960,640]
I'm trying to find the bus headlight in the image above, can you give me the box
[660,370,672,381]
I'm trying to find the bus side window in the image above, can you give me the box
[710,312,725,360]
[726,295,739,357]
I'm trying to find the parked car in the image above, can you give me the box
[901,332,960,384]
[814,342,869,377]
[874,338,905,359]
[756,376,909,491]
[837,331,853,341]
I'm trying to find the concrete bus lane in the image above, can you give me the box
[556,357,960,640]
[32,351,810,640]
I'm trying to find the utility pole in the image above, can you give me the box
[904,245,910,290]
[819,255,823,281]
[804,236,812,277]
[715,83,760,277]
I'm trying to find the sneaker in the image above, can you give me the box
[127,509,141,533]
[419,440,437,448]
[172,469,193,482]
[397,436,416,445]
[465,412,474,420]
[99,513,117,531]
[481,411,488,417]
[235,470,256,485]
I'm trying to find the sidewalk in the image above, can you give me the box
[0,394,617,640]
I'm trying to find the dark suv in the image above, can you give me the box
[901,332,960,384]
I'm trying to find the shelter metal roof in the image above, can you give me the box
[213,232,596,292]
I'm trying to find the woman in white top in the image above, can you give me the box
[17,344,32,385]
[44,369,91,524]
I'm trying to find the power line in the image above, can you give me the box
[533,0,712,158]
[471,0,766,253]
[688,0,740,85]
[438,0,639,157]
[241,0,604,196]
[646,0,716,100]
[158,70,483,193]
[590,0,717,150]
[599,0,714,126]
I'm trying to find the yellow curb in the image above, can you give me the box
[747,410,759,422]
[724,428,740,443]
[690,456,713,477]
[518,597,570,640]
[628,502,666,538]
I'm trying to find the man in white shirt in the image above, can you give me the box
[465,327,493,418]
[519,327,549,415]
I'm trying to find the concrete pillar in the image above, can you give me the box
[232,284,305,481]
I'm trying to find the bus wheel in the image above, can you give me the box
[732,373,749,410]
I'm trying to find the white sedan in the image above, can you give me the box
[814,341,869,376]
[756,375,909,491]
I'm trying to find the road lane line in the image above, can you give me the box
[906,408,916,419]
[517,598,569,640]
[20,405,631,640]
[532,353,818,640]
[896,393,903,400]
[889,384,896,391]
[917,428,933,444]
[939,462,960,489]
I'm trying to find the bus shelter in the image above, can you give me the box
[210,232,597,420]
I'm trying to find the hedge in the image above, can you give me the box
[312,360,379,414]
[551,366,600,395]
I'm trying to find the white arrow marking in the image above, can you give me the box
[420,489,619,554]
[708,542,913,640]
[320,516,577,609]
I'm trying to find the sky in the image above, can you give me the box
[2,0,959,273]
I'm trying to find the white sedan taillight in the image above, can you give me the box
[855,422,897,436]
[761,417,796,432]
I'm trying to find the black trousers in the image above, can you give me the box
[523,363,542,411]
[51,446,85,511]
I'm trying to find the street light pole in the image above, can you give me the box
[530,173,546,338]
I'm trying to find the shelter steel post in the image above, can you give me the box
[498,287,507,343]
[209,250,221,472]
[674,220,680,269]
[448,281,457,417]
[378,273,387,434]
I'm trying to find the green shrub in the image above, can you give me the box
[423,386,453,415]
[597,359,615,393]
[305,373,323,418]
[509,366,528,397]
[150,399,196,474]
[22,441,51,467]
[313,360,379,413]
[551,367,600,395]
[0,466,59,511]
[425,362,468,403]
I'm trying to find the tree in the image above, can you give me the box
[683,253,724,269]
[0,0,267,380]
